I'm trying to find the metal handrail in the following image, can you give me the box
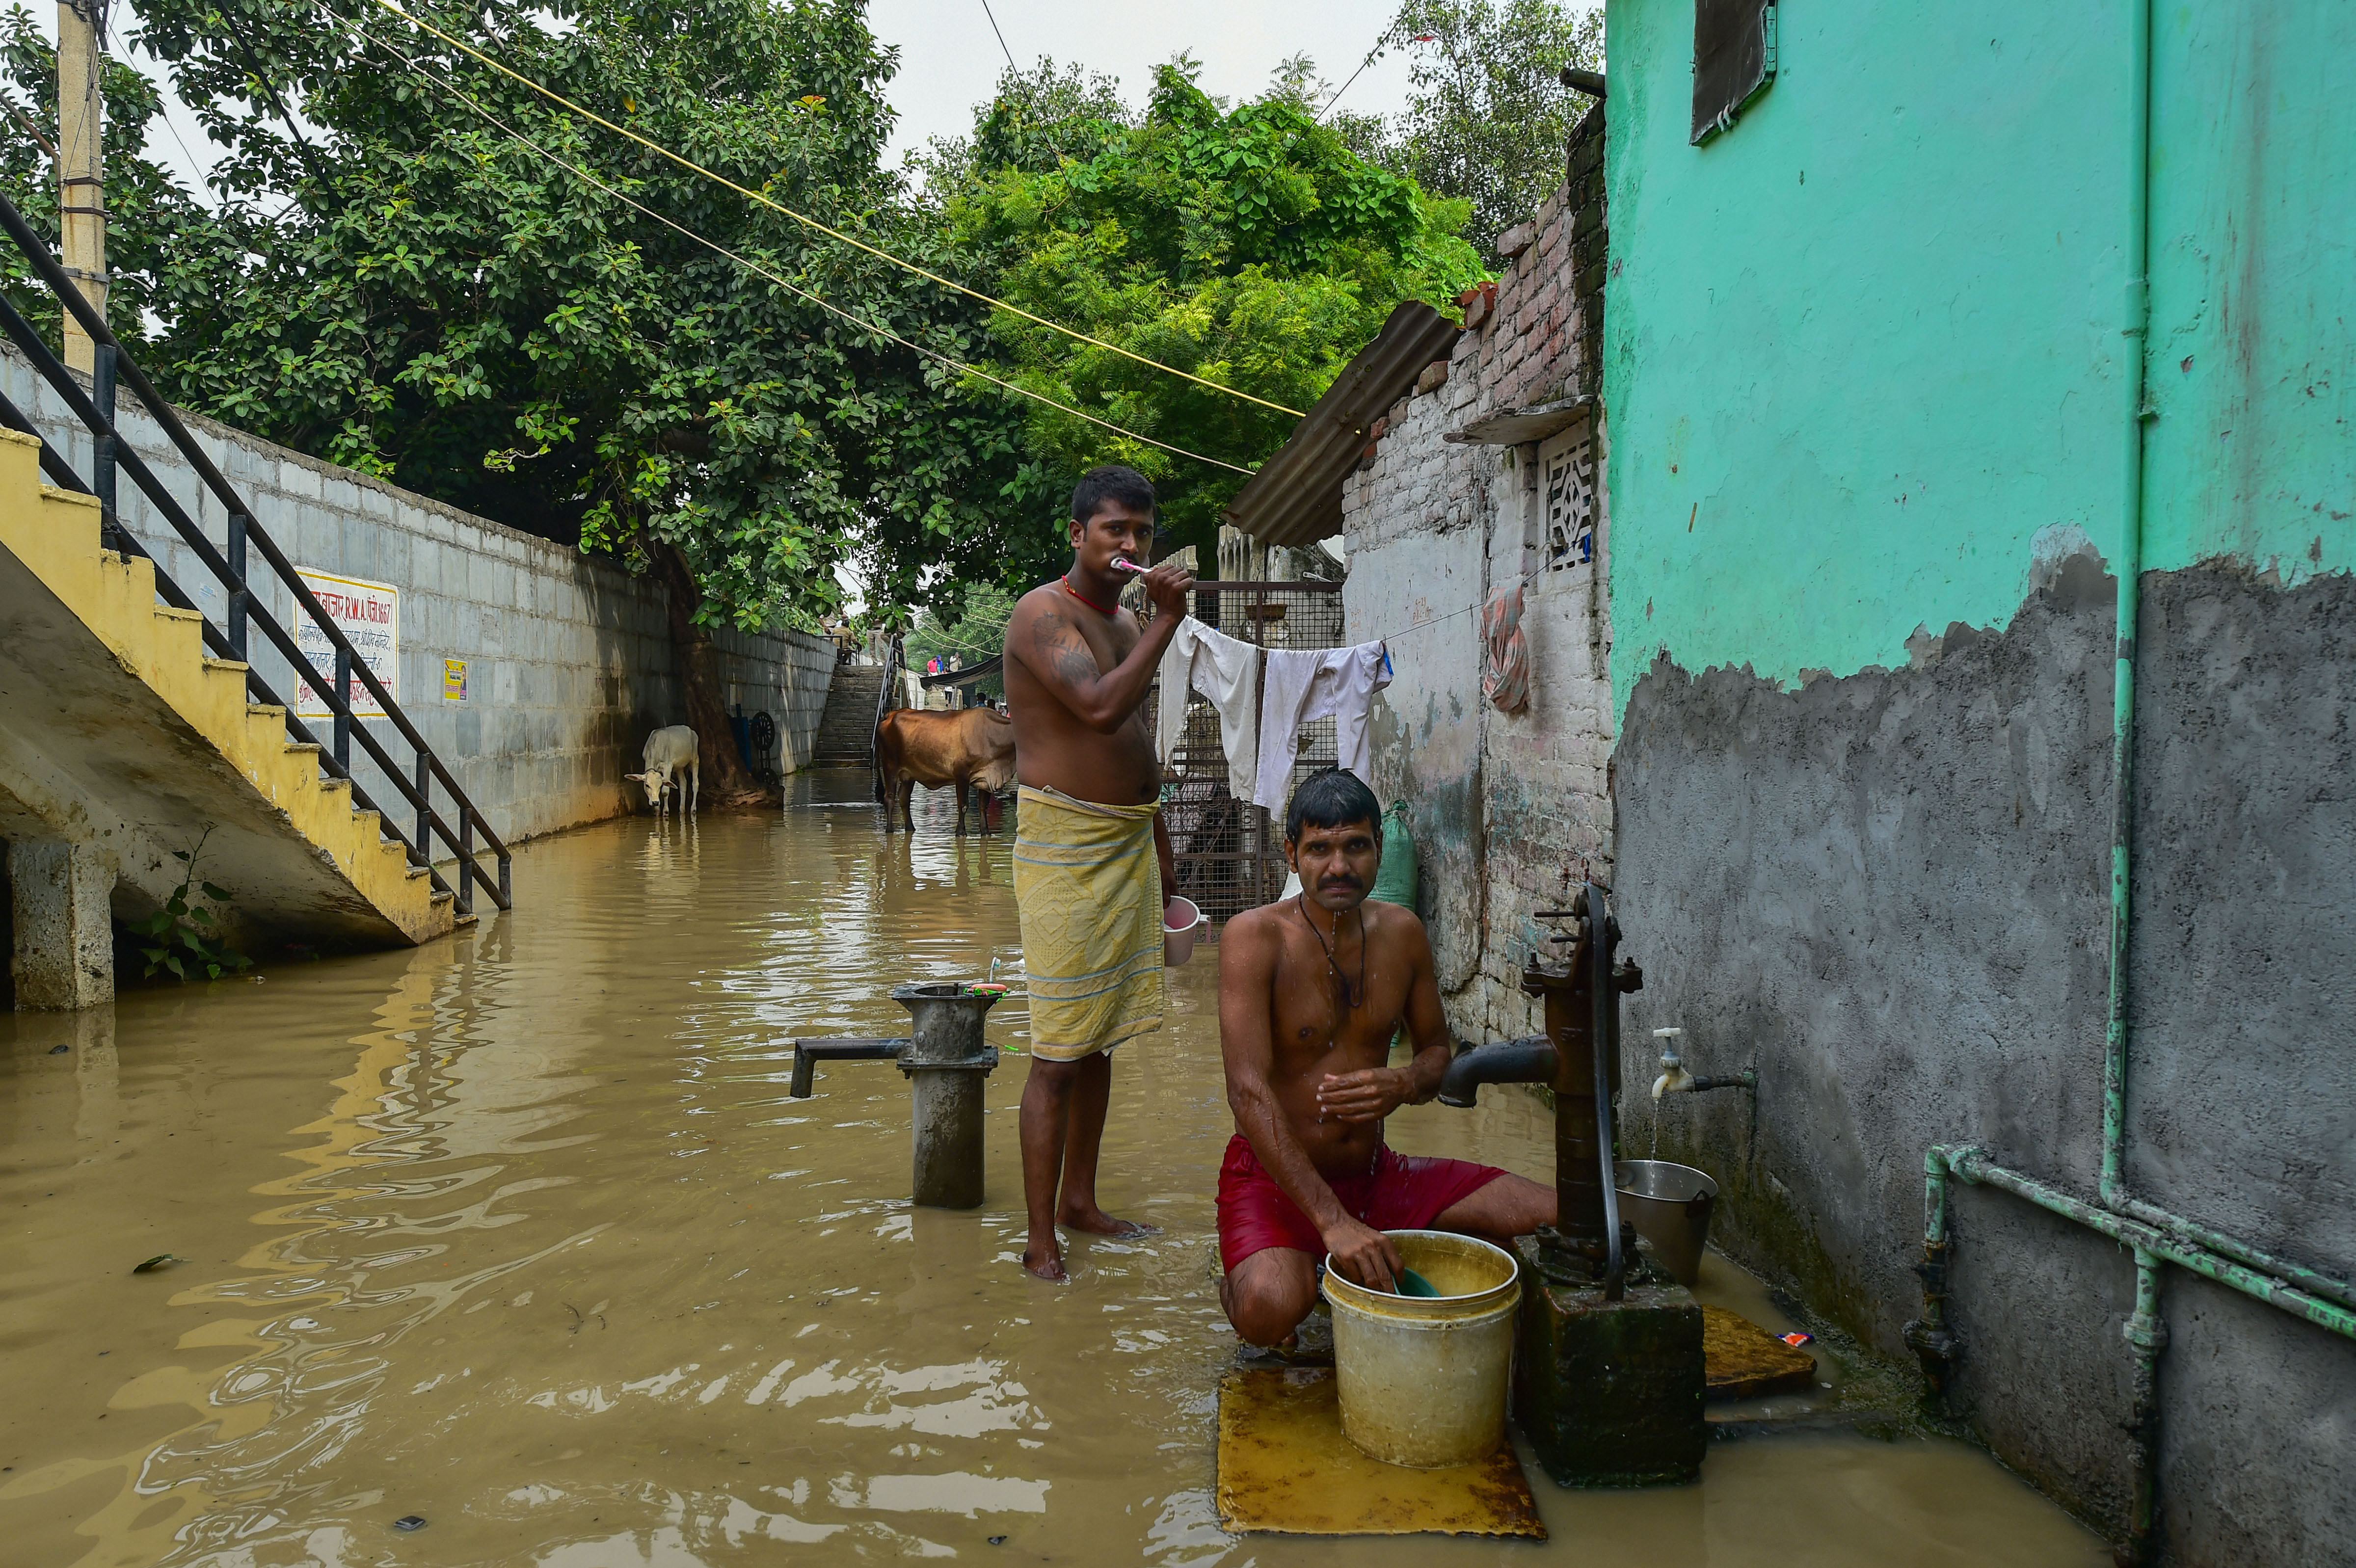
[870,633,902,798]
[0,190,511,913]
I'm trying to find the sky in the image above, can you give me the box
[30,1,1422,204]
[868,0,1417,166]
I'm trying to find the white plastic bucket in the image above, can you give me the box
[1163,896,1206,966]
[1322,1231,1522,1468]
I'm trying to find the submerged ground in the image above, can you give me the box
[0,772,2108,1566]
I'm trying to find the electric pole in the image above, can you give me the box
[56,0,107,373]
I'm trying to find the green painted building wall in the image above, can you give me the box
[2142,2,2356,583]
[1605,0,2355,716]
[1599,2,2356,1558]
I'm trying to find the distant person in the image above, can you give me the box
[1214,768,1553,1345]
[1002,464,1195,1281]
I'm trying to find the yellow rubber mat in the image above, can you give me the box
[1703,1304,1820,1398]
[1215,1368,1547,1538]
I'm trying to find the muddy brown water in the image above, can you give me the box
[1,772,2108,1567]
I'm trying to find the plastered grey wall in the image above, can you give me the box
[1342,156,1616,1040]
[3,346,832,850]
[1612,552,2356,1557]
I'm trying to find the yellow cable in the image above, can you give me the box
[362,0,1308,420]
[336,14,1254,476]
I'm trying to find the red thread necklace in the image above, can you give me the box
[1060,574,1119,615]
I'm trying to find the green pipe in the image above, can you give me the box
[1901,1148,1963,1395]
[1934,1146,2356,1341]
[2113,1193,2356,1311]
[2121,1248,2166,1566]
[2100,0,2153,1207]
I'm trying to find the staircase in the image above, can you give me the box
[810,663,889,767]
[0,429,452,950]
[0,187,509,1009]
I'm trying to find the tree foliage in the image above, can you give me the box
[109,0,1055,638]
[904,580,1015,699]
[1371,0,1604,263]
[929,57,1485,566]
[2,0,1084,792]
[4,2,1518,653]
[0,5,243,352]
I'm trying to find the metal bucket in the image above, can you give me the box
[1613,1160,1718,1286]
[1322,1231,1521,1468]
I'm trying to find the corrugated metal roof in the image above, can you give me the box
[1221,301,1463,549]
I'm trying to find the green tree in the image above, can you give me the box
[13,0,1060,796]
[0,5,245,352]
[930,57,1486,567]
[1372,0,1604,263]
[904,580,1015,700]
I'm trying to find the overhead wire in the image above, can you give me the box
[4,91,58,159]
[214,3,327,186]
[1364,566,1529,644]
[327,9,1254,475]
[977,0,1018,76]
[357,0,1307,420]
[1314,50,1380,123]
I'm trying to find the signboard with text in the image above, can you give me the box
[294,568,399,719]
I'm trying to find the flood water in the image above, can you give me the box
[0,772,2108,1567]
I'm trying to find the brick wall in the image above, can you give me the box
[1342,99,1615,1040]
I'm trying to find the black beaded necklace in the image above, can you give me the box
[1295,894,1367,1012]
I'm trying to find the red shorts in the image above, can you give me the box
[1216,1134,1507,1272]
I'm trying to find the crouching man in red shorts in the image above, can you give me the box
[1216,768,1554,1346]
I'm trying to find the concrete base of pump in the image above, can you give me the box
[1511,1235,1707,1487]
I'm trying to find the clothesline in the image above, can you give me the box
[1353,563,1538,649]
[1131,565,1540,651]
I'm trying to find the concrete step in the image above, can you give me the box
[811,665,890,764]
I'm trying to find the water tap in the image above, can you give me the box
[1651,1028,1693,1100]
[1651,1026,1756,1098]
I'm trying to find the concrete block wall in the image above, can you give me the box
[2,345,832,850]
[1342,116,1615,1039]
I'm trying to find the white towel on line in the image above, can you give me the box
[1252,641,1393,813]
[1154,616,1261,800]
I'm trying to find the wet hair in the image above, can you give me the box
[1285,767,1381,844]
[1070,465,1157,527]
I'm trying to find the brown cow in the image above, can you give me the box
[875,707,1016,834]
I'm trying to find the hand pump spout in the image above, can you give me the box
[1437,1036,1558,1107]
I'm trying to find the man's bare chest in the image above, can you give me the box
[1267,931,1411,1063]
[1072,614,1141,673]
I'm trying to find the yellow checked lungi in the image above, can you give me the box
[1013,785,1163,1062]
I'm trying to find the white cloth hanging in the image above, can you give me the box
[1252,641,1393,813]
[1154,617,1261,800]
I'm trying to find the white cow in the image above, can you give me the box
[625,725,700,817]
